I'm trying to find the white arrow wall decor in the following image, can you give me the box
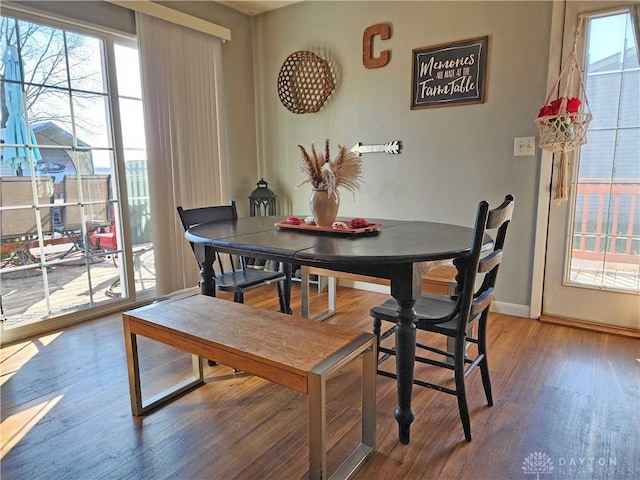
[350,140,402,156]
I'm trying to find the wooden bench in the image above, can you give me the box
[301,264,457,321]
[123,294,376,480]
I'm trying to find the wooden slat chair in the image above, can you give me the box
[177,202,291,314]
[370,194,514,442]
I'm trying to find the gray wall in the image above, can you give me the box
[252,1,554,311]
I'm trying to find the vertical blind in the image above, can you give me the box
[136,13,229,294]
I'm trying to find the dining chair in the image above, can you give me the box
[370,194,514,442]
[177,202,291,313]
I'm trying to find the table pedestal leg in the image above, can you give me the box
[196,245,216,297]
[394,299,416,444]
[390,263,422,444]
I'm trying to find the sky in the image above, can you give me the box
[587,12,632,64]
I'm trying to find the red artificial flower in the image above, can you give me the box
[538,105,554,117]
[566,97,581,113]
[537,96,582,117]
[549,98,563,115]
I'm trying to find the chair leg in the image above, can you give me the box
[454,335,472,442]
[282,263,292,314]
[276,280,289,314]
[372,317,382,362]
[372,317,381,340]
[477,314,493,406]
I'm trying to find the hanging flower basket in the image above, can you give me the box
[535,98,592,153]
[535,17,592,202]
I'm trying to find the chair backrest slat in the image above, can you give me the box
[471,289,494,316]
[486,198,514,231]
[478,250,502,274]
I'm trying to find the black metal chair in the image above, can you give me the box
[371,194,514,442]
[177,201,290,313]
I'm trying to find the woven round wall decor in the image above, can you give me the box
[277,50,335,114]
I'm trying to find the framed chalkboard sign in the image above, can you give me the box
[411,36,488,110]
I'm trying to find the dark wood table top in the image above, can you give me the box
[185,215,485,269]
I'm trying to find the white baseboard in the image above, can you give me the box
[343,280,531,319]
[346,280,390,294]
[490,301,531,318]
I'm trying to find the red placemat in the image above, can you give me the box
[275,221,382,235]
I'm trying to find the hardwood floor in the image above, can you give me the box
[1,285,639,479]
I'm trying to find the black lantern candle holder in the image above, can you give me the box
[248,178,277,270]
[249,178,277,217]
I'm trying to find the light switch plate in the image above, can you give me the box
[514,136,536,156]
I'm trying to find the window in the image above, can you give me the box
[569,10,640,292]
[0,12,154,334]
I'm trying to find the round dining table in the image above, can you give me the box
[186,215,487,444]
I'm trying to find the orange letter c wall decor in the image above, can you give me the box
[363,23,391,69]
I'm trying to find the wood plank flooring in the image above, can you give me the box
[1,285,639,479]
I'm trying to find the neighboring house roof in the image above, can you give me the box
[29,122,94,182]
[589,46,638,74]
[580,46,639,180]
[31,121,91,148]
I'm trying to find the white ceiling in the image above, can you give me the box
[217,1,302,16]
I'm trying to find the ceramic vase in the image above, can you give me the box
[309,188,339,226]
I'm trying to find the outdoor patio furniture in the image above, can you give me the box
[0,176,55,269]
[56,174,111,257]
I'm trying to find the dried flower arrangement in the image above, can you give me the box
[297,139,362,198]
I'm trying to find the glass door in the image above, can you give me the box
[0,12,154,340]
[543,2,639,330]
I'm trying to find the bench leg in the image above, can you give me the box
[301,265,337,322]
[124,317,205,416]
[308,342,376,480]
[307,371,327,480]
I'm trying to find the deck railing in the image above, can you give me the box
[573,179,640,264]
[125,160,151,245]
